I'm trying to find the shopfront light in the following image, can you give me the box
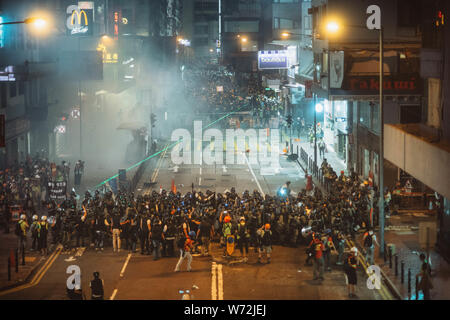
[315,103,324,113]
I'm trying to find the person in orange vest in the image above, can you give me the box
[309,235,324,281]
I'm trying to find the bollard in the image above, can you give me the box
[389,247,392,269]
[15,249,18,273]
[8,257,11,281]
[401,261,405,284]
[408,269,411,299]
[395,255,398,276]
[21,244,25,266]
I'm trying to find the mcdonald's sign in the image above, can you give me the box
[70,9,88,27]
[66,4,93,36]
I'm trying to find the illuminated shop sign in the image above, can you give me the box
[66,4,93,36]
[258,50,288,70]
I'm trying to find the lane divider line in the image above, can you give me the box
[0,245,62,296]
[110,289,118,300]
[345,239,392,300]
[242,152,265,197]
[211,262,217,300]
[120,253,132,278]
[217,263,223,300]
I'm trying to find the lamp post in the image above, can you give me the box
[324,20,385,257]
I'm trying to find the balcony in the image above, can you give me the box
[384,123,450,199]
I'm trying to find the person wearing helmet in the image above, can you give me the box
[90,271,104,300]
[257,223,272,264]
[30,214,41,251]
[37,216,48,255]
[16,214,29,254]
[345,247,359,298]
[150,219,164,261]
[174,231,195,272]
[236,217,250,262]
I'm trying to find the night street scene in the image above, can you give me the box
[0,0,450,304]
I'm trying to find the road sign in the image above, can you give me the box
[226,235,235,256]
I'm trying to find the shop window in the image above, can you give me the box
[359,101,371,128]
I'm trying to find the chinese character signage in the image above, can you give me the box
[48,181,68,201]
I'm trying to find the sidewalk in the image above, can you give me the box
[356,227,450,300]
[292,131,450,300]
[0,228,50,291]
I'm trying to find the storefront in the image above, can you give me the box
[4,118,30,167]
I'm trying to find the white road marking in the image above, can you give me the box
[75,247,86,257]
[64,256,76,262]
[211,262,217,300]
[110,289,118,300]
[120,253,132,278]
[242,152,265,197]
[217,263,223,300]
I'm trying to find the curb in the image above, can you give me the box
[350,240,402,300]
[0,252,49,293]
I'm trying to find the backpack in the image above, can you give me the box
[364,234,373,247]
[15,221,22,236]
[177,236,187,251]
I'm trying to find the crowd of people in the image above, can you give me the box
[184,63,284,127]
[0,155,84,233]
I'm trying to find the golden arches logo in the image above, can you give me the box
[70,9,88,26]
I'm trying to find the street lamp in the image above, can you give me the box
[0,16,47,29]
[325,19,385,257]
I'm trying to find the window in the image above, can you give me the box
[304,16,312,30]
[1,84,7,108]
[359,101,371,128]
[273,0,299,3]
[194,38,209,46]
[194,25,208,34]
[9,82,16,98]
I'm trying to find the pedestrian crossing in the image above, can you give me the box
[173,139,274,153]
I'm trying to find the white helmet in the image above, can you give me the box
[20,214,26,220]
[32,215,38,221]
[41,216,47,221]
[351,247,358,255]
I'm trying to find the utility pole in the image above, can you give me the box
[218,0,222,62]
[378,26,385,257]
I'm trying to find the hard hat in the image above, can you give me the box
[364,181,369,185]
[41,216,47,221]
[188,231,196,239]
[265,223,270,230]
[239,217,245,222]
[224,216,231,223]
[351,247,358,254]
[20,214,26,220]
[32,215,38,221]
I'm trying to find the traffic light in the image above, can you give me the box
[286,115,293,127]
[436,10,445,27]
[150,113,156,128]
[59,113,69,122]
